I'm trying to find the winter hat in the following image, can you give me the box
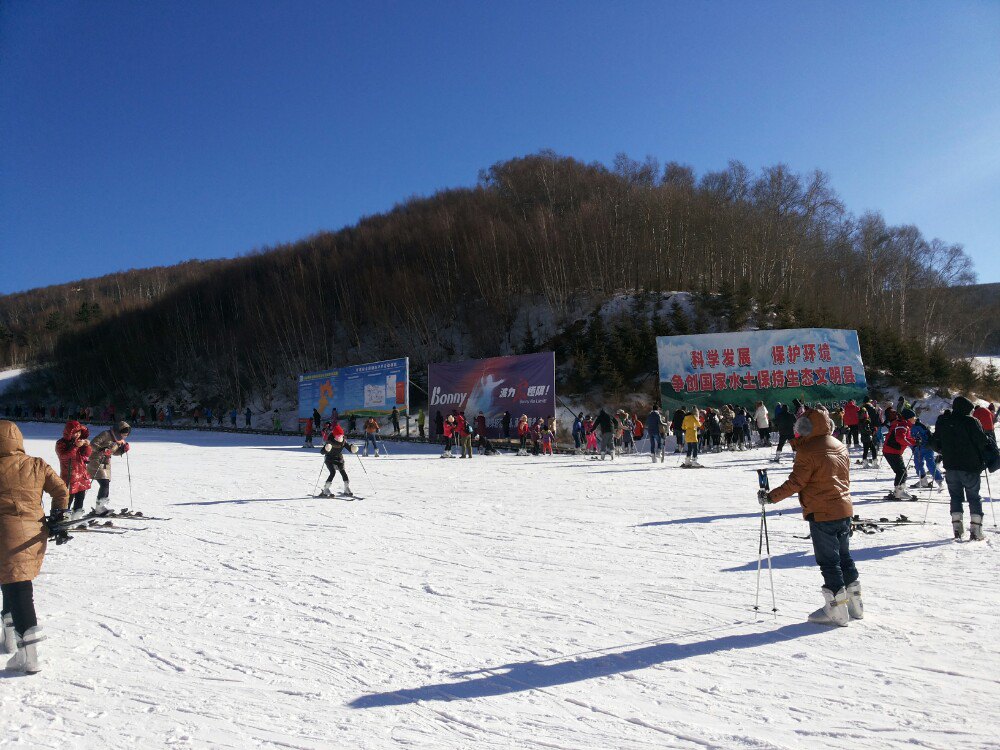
[117,420,131,434]
[900,408,916,420]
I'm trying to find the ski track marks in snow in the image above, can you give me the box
[1,424,999,750]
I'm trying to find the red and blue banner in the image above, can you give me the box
[427,352,556,437]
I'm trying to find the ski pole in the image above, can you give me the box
[125,451,134,511]
[353,450,378,496]
[762,507,778,614]
[311,464,324,496]
[984,471,997,528]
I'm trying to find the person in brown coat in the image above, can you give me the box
[85,421,131,515]
[1,420,70,673]
[760,408,861,627]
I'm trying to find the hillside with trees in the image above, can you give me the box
[1,151,994,409]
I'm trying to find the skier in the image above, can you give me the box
[771,403,796,463]
[590,408,615,460]
[302,418,315,448]
[319,423,356,498]
[972,402,997,444]
[857,409,878,469]
[1,420,70,673]
[516,414,530,456]
[363,416,380,457]
[930,396,996,541]
[645,406,667,463]
[434,410,444,440]
[572,413,584,453]
[754,401,771,447]
[908,417,942,490]
[759,408,861,627]
[670,408,686,453]
[312,408,322,431]
[882,408,917,500]
[501,411,512,444]
[244,407,252,428]
[442,415,457,458]
[681,407,702,467]
[54,420,92,519]
[720,405,735,450]
[474,412,487,448]
[390,407,401,438]
[460,417,474,459]
[540,426,554,455]
[842,399,860,448]
[417,408,426,439]
[84,421,131,515]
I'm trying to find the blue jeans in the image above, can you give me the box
[686,441,699,460]
[364,434,378,452]
[649,432,663,455]
[809,518,858,593]
[914,448,942,481]
[945,470,983,516]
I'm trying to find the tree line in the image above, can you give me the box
[4,151,995,406]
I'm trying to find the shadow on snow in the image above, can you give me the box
[721,539,951,572]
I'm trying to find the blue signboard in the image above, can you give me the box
[298,357,409,426]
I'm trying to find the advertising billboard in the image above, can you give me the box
[427,352,556,438]
[657,329,868,411]
[298,357,409,426]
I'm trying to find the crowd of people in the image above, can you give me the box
[1,402,266,430]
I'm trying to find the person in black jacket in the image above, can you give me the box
[320,424,356,498]
[930,396,992,541]
[590,408,615,460]
[771,403,796,463]
[670,408,686,453]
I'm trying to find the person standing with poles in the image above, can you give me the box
[645,406,667,463]
[759,408,861,627]
[319,423,356,498]
[930,396,996,541]
[85,421,131,516]
[1,420,70,673]
[363,416,380,457]
[882,408,917,500]
[54,420,92,519]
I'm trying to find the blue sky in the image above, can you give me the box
[2,1,998,295]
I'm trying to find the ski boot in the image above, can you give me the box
[935,478,944,491]
[650,454,657,464]
[970,513,984,541]
[807,588,849,627]
[1,613,15,655]
[320,481,333,498]
[93,496,113,517]
[342,482,353,498]
[5,626,43,674]
[893,485,917,501]
[374,450,379,457]
[69,508,87,521]
[951,512,964,540]
[845,581,863,620]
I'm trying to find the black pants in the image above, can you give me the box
[847,425,860,446]
[1,580,37,634]
[70,490,87,511]
[861,437,876,460]
[776,435,790,452]
[885,453,907,487]
[96,478,110,501]
[325,458,348,482]
[418,425,425,438]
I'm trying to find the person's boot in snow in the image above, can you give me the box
[342,481,353,498]
[320,481,333,498]
[893,485,916,501]
[807,588,849,627]
[935,478,944,490]
[970,514,984,541]
[951,512,964,540]
[1,614,15,655]
[5,626,43,674]
[93,495,112,516]
[845,581,863,620]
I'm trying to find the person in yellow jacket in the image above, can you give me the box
[681,407,703,467]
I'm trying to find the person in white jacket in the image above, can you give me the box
[754,401,771,447]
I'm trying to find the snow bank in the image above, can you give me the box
[2,424,998,749]
[0,367,25,396]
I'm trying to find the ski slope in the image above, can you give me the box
[2,423,999,749]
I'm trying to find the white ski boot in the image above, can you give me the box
[320,481,333,498]
[691,459,703,468]
[845,581,863,620]
[374,450,379,457]
[893,485,917,501]
[1,613,15,655]
[807,587,849,627]
[93,496,112,516]
[440,451,451,458]
[651,454,657,464]
[69,508,86,521]
[5,626,43,674]
[341,481,353,498]
[970,513,984,541]
[951,512,964,540]
[935,478,944,491]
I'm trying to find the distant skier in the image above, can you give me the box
[759,409,861,627]
[85,421,131,515]
[244,407,252,428]
[390,407,401,437]
[771,404,796,463]
[303,419,315,448]
[681,407,702,467]
[320,423,356,498]
[572,412,585,453]
[417,408,426,439]
[54,420,92,519]
[671,408,686,453]
[1,420,70,674]
[908,417,942,490]
[645,407,667,463]
[312,408,322,431]
[363,416,380,457]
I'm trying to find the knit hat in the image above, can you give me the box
[900,408,916,420]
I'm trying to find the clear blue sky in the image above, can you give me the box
[2,1,998,295]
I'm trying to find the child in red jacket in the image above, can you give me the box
[883,408,917,499]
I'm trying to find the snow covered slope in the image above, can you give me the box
[2,424,998,749]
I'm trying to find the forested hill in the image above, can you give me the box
[1,152,993,406]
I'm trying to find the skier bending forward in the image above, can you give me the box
[759,408,862,627]
[321,424,357,498]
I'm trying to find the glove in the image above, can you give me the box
[322,443,332,454]
[348,444,358,454]
[104,448,112,457]
[121,442,130,453]
[757,489,771,506]
[48,508,67,529]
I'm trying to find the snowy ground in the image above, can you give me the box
[3,424,999,750]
